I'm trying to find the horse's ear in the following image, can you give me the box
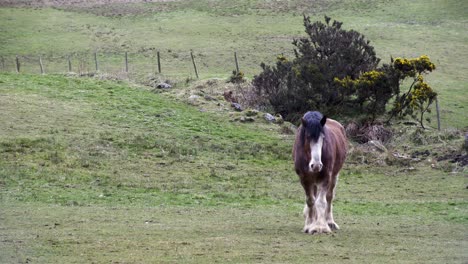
[320,116,327,126]
[301,117,307,127]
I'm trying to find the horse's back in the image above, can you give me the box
[325,118,347,174]
[326,118,347,147]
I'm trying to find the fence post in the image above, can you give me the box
[39,56,44,74]
[68,55,72,72]
[191,51,199,79]
[435,96,441,131]
[16,55,20,73]
[125,52,129,73]
[234,51,240,74]
[94,52,99,72]
[157,51,161,74]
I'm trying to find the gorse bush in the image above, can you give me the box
[253,16,437,128]
[227,70,246,84]
[388,55,437,128]
[252,15,380,122]
[335,55,437,127]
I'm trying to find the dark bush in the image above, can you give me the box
[252,15,380,122]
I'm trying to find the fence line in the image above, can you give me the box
[0,50,443,129]
[0,50,293,80]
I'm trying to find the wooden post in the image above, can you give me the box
[68,55,72,72]
[94,52,99,72]
[16,55,20,73]
[234,51,240,74]
[125,52,129,73]
[191,51,199,79]
[157,51,161,73]
[39,56,44,74]
[435,96,441,131]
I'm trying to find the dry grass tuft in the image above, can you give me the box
[345,122,393,144]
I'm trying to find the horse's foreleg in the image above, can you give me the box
[308,183,332,234]
[326,174,340,231]
[303,184,316,233]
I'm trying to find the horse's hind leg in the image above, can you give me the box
[326,174,340,231]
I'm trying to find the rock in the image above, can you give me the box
[188,95,200,106]
[240,116,255,122]
[264,113,276,122]
[156,82,172,89]
[231,102,243,112]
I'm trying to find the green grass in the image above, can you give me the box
[0,0,466,127]
[0,73,467,263]
[0,73,293,206]
[2,204,465,263]
[0,0,467,262]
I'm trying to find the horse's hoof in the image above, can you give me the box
[304,228,309,233]
[309,225,331,234]
[328,222,340,231]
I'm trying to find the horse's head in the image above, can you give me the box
[301,111,327,173]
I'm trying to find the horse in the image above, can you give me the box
[293,111,347,234]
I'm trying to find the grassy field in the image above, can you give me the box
[0,0,467,263]
[0,0,467,127]
[0,73,467,263]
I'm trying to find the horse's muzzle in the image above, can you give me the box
[310,163,323,173]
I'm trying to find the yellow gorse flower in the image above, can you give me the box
[394,55,436,73]
[277,55,288,62]
[334,70,385,89]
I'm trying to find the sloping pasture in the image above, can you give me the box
[0,0,467,127]
[0,73,466,263]
[1,0,467,263]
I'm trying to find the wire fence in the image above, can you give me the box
[0,49,294,82]
[0,49,445,130]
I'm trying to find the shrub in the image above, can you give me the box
[387,55,437,128]
[252,15,380,122]
[336,55,438,128]
[253,16,438,128]
[227,70,245,84]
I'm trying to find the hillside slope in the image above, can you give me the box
[0,73,297,207]
[0,73,466,263]
[0,0,467,127]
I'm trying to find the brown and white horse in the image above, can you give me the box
[293,111,347,234]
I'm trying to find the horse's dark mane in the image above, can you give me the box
[301,111,325,143]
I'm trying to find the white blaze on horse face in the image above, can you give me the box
[309,135,324,173]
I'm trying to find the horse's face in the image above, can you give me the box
[301,112,327,173]
[306,133,324,173]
